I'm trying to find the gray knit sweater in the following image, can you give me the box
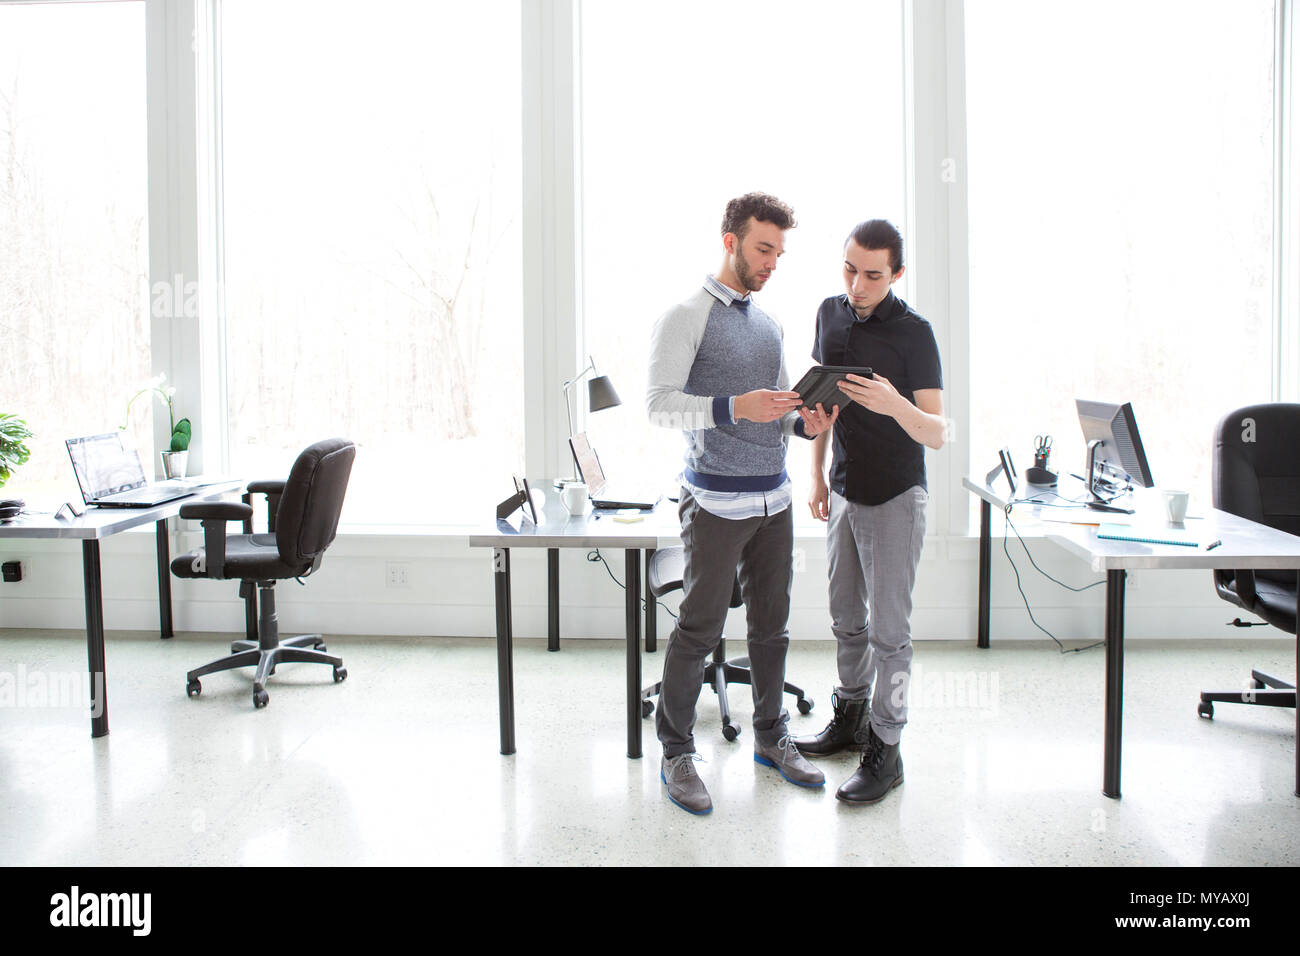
[646,282,800,491]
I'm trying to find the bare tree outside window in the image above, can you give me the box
[580,1,907,529]
[966,0,1274,516]
[0,4,150,506]
[219,1,523,525]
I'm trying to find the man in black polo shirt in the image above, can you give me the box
[792,219,946,805]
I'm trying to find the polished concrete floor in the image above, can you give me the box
[0,629,1296,866]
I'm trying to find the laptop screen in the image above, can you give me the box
[66,434,148,499]
[568,433,606,495]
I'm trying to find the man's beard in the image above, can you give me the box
[733,247,765,292]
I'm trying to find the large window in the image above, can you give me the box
[966,0,1276,511]
[579,0,908,525]
[218,0,523,525]
[0,2,150,504]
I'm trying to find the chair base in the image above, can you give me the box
[641,639,813,741]
[1198,669,1296,719]
[185,581,345,708]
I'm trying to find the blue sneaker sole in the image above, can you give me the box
[754,753,826,788]
[660,770,713,815]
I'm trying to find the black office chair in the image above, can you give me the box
[173,438,356,709]
[1198,404,1298,719]
[640,546,812,741]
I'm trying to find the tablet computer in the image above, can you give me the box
[515,476,538,524]
[496,476,539,524]
[984,447,1017,497]
[791,365,872,411]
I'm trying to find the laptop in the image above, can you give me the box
[65,433,221,508]
[568,433,661,510]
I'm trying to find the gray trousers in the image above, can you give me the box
[656,492,793,758]
[826,486,927,746]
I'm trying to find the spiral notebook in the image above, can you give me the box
[1095,523,1200,547]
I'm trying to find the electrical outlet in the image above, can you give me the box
[385,562,411,588]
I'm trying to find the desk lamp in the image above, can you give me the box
[558,356,620,486]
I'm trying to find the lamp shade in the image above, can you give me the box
[587,375,621,412]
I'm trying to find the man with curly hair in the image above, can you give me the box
[646,192,838,815]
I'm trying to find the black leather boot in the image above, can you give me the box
[835,725,903,804]
[791,692,869,757]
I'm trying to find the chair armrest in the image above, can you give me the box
[246,480,286,533]
[179,501,252,579]
[179,501,253,522]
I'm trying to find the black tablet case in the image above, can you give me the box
[791,365,872,411]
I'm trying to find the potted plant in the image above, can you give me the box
[0,413,33,489]
[122,374,192,478]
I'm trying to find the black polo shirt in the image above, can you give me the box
[812,290,943,506]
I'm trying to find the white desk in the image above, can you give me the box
[0,483,244,737]
[468,482,678,759]
[964,475,1300,798]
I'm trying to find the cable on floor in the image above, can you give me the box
[1002,502,1104,654]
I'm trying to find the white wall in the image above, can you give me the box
[0,519,1236,642]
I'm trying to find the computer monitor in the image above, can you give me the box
[1075,399,1155,501]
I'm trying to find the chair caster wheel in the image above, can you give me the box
[254,688,270,708]
[1198,701,1214,719]
[797,697,813,715]
[186,678,201,698]
[333,665,347,683]
[642,699,654,718]
[722,723,740,742]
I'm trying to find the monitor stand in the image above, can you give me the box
[1084,440,1136,512]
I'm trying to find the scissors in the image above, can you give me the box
[1034,434,1053,455]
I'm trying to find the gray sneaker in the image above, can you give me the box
[754,735,826,788]
[661,753,712,815]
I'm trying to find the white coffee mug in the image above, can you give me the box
[1162,489,1190,524]
[562,482,588,516]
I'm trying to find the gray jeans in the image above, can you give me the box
[826,486,927,746]
[656,492,793,758]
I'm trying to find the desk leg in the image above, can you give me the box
[1103,569,1126,799]
[82,541,109,738]
[645,548,656,653]
[547,548,560,652]
[977,499,991,649]
[1295,571,1299,798]
[626,549,642,759]
[155,519,174,639]
[494,548,516,755]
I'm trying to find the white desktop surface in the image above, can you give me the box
[962,475,1300,571]
[964,471,1300,798]
[0,481,247,739]
[0,482,245,539]
[468,479,679,549]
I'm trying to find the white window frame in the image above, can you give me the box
[137,0,1300,537]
